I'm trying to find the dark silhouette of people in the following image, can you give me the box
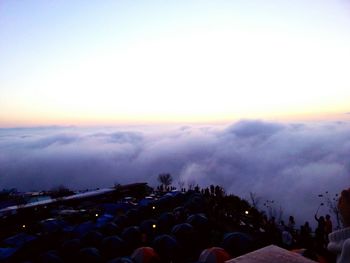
[287,216,295,234]
[325,214,333,244]
[300,221,312,248]
[315,214,326,250]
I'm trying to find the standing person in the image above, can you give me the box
[315,214,326,250]
[325,214,333,244]
[300,221,312,248]
[327,188,350,263]
[288,216,296,233]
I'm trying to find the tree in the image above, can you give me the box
[157,173,173,189]
[249,192,261,209]
[263,199,283,221]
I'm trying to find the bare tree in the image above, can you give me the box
[249,192,261,209]
[263,199,283,221]
[157,173,173,189]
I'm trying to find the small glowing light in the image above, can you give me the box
[95,213,99,217]
[152,224,156,229]
[245,211,249,215]
[152,206,156,210]
[22,224,26,228]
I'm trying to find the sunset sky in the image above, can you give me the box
[1,0,350,127]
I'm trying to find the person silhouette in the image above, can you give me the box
[325,214,333,244]
[314,213,326,250]
[327,188,350,263]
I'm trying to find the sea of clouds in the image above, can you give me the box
[0,120,349,226]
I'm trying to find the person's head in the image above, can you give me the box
[319,216,325,222]
[338,188,350,227]
[325,214,331,220]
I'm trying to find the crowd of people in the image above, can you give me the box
[0,184,349,263]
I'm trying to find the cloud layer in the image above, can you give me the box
[1,121,349,226]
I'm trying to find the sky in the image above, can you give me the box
[1,0,350,127]
[1,1,350,226]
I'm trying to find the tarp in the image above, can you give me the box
[225,245,317,263]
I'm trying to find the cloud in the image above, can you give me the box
[0,121,350,227]
[225,119,285,138]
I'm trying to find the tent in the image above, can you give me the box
[131,247,160,263]
[0,247,17,261]
[3,232,37,248]
[198,247,230,263]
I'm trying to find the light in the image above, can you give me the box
[22,224,26,228]
[95,213,99,217]
[152,224,156,229]
[152,206,156,210]
[245,210,249,215]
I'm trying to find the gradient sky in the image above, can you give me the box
[1,0,350,127]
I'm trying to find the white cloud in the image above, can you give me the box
[0,120,349,227]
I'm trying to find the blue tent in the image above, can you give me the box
[138,197,154,207]
[100,235,126,259]
[0,247,17,261]
[72,221,96,237]
[3,232,37,248]
[187,214,209,231]
[222,232,254,257]
[96,213,114,228]
[121,226,142,251]
[101,202,133,215]
[157,212,175,233]
[152,234,181,262]
[115,202,134,213]
[40,218,69,233]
